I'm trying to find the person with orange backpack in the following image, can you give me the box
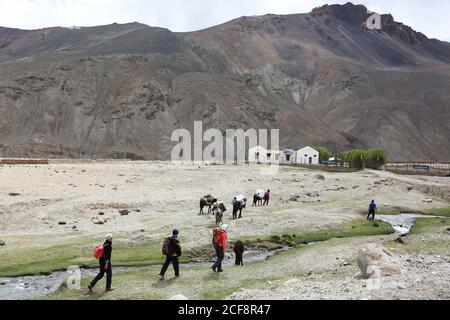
[159,229,182,280]
[88,234,113,293]
[211,224,228,273]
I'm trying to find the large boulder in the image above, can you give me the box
[357,244,405,278]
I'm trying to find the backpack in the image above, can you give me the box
[162,237,171,255]
[93,244,104,259]
[213,228,223,246]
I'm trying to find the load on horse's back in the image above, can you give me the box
[199,194,218,215]
[253,190,264,206]
[232,195,247,220]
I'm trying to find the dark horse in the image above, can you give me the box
[199,195,217,215]
[232,198,246,220]
[253,194,263,206]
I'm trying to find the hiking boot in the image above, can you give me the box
[105,288,115,292]
[217,269,224,273]
[158,275,165,280]
[87,285,93,293]
[211,266,216,273]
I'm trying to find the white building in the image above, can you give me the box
[280,149,295,165]
[248,146,281,164]
[295,146,319,165]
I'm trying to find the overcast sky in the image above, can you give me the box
[1,0,449,41]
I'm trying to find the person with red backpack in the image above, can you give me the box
[88,234,113,293]
[159,229,182,280]
[211,224,228,273]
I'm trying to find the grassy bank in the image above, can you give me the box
[387,218,450,255]
[1,219,394,278]
[0,240,190,278]
[44,236,369,300]
[409,217,450,235]
[242,220,394,247]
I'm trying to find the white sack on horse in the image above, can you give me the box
[234,195,247,204]
[255,190,265,198]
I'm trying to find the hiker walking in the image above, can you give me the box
[263,190,271,206]
[211,224,228,273]
[234,240,245,266]
[88,234,113,293]
[367,200,377,221]
[159,229,182,280]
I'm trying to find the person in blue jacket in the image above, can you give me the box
[367,200,377,221]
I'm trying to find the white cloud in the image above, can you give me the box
[0,0,449,41]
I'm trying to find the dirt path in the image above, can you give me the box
[229,226,450,300]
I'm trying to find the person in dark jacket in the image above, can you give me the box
[234,240,245,266]
[263,190,271,206]
[159,229,182,280]
[367,200,377,221]
[88,234,113,292]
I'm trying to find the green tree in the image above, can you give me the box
[315,147,331,163]
[338,148,387,169]
[365,149,387,169]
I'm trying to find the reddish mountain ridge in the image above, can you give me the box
[0,3,449,160]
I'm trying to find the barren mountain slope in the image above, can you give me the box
[0,3,449,160]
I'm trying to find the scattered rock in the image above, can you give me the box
[395,237,405,244]
[0,240,5,246]
[315,175,325,180]
[58,221,67,225]
[407,186,414,191]
[423,199,433,203]
[119,209,130,216]
[8,193,21,197]
[72,225,78,230]
[357,244,405,278]
[168,294,189,300]
[305,192,320,198]
[98,212,105,216]
[0,280,9,285]
[135,209,141,213]
[343,262,352,267]
[91,217,108,225]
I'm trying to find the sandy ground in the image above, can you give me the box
[1,162,448,243]
[0,162,449,300]
[230,227,450,300]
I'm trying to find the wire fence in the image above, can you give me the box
[386,162,450,177]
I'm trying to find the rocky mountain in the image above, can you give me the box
[0,2,449,161]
